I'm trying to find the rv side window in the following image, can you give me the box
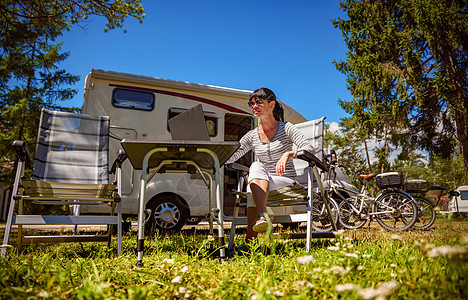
[225,113,253,166]
[461,191,468,200]
[112,88,155,111]
[168,108,218,137]
[224,114,253,141]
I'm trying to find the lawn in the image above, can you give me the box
[0,217,467,299]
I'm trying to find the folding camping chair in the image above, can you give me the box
[227,117,337,253]
[1,109,127,257]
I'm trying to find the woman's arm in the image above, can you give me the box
[225,131,253,164]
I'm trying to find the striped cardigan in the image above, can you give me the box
[226,121,314,178]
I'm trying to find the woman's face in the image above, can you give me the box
[249,98,275,119]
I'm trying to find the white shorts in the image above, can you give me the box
[246,161,296,207]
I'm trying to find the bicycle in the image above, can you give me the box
[322,153,418,231]
[310,197,340,232]
[404,179,436,230]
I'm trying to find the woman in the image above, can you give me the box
[226,87,314,244]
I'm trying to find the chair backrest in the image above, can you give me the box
[32,109,110,184]
[292,117,326,186]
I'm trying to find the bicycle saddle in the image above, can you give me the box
[360,173,376,180]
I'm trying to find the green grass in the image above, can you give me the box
[1,218,467,299]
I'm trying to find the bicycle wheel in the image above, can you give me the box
[311,197,339,232]
[373,191,417,231]
[338,199,367,229]
[412,195,436,229]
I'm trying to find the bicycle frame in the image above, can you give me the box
[322,158,418,231]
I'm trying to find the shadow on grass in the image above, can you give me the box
[5,224,335,261]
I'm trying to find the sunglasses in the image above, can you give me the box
[248,99,272,108]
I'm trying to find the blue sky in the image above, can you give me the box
[59,0,351,125]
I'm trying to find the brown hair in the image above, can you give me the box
[249,87,284,122]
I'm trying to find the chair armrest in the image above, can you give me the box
[110,149,128,174]
[296,150,328,172]
[225,162,250,175]
[12,140,31,168]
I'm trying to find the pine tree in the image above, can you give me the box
[0,1,145,183]
[333,0,468,180]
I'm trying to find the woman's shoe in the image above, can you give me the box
[253,213,272,233]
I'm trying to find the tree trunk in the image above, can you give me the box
[454,109,468,180]
[364,139,373,173]
[381,129,388,174]
[405,151,413,181]
[444,46,468,181]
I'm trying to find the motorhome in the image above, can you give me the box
[448,185,468,214]
[80,69,309,232]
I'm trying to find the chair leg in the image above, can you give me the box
[116,165,123,255]
[17,199,23,253]
[107,202,115,248]
[1,160,24,258]
[1,196,16,258]
[306,166,313,253]
[117,202,122,254]
[228,175,245,251]
[228,196,242,251]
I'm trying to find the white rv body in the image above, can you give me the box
[80,69,307,229]
[448,185,468,213]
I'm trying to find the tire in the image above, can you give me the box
[186,216,203,225]
[338,199,367,229]
[412,196,436,230]
[311,197,339,232]
[145,194,188,233]
[373,191,417,231]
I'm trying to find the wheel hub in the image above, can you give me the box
[154,203,180,227]
[161,208,175,222]
[390,208,401,218]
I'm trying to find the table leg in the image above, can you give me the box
[215,171,226,262]
[136,169,147,268]
[198,148,225,262]
[135,147,166,268]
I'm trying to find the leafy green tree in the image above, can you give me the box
[392,151,429,181]
[333,0,468,180]
[0,1,144,184]
[425,148,468,190]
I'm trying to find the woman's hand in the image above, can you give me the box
[276,151,294,176]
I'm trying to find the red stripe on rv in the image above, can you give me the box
[109,84,247,114]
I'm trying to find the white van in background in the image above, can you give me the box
[80,69,307,232]
[448,185,468,214]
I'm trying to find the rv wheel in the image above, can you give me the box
[145,195,188,233]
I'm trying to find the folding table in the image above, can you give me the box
[121,140,239,267]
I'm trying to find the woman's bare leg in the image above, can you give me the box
[250,178,269,213]
[245,179,269,242]
[245,207,258,242]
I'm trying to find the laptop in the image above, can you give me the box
[167,104,210,141]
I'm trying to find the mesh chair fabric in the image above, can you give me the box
[293,117,325,187]
[232,183,309,202]
[32,109,110,184]
[21,180,115,199]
